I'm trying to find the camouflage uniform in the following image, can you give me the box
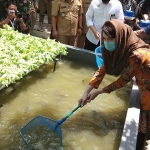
[15,0,38,33]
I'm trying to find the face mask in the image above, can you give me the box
[104,41,116,51]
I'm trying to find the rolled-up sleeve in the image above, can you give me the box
[51,0,60,16]
[89,64,106,88]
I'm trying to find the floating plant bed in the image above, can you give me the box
[0,25,67,90]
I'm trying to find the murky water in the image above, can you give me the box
[23,125,61,150]
[0,59,132,150]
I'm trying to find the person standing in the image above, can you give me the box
[75,0,92,48]
[134,24,150,45]
[29,0,38,32]
[37,0,52,31]
[78,19,150,150]
[84,0,124,51]
[133,0,150,30]
[119,0,137,13]
[51,0,83,46]
[119,0,137,27]
[0,2,27,33]
[14,0,38,34]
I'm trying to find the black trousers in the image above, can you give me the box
[136,132,150,150]
[84,37,100,51]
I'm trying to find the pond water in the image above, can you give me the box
[0,59,132,150]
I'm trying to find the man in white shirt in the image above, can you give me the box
[84,0,124,51]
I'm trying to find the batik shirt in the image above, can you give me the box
[89,48,150,111]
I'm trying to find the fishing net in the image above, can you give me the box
[20,116,63,150]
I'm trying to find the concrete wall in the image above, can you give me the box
[62,45,97,67]
[119,79,140,150]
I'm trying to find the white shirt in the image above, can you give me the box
[86,0,124,45]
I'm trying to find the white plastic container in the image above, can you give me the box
[43,29,50,39]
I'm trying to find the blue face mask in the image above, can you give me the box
[104,41,116,51]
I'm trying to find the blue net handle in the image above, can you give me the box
[54,104,81,130]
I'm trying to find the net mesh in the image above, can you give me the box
[20,116,63,149]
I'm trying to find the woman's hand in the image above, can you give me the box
[78,89,103,107]
[87,89,102,102]
[78,92,90,107]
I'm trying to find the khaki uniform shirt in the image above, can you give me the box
[52,0,83,36]
[82,0,91,33]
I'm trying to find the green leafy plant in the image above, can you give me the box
[0,25,67,89]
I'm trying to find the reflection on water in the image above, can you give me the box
[0,59,132,150]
